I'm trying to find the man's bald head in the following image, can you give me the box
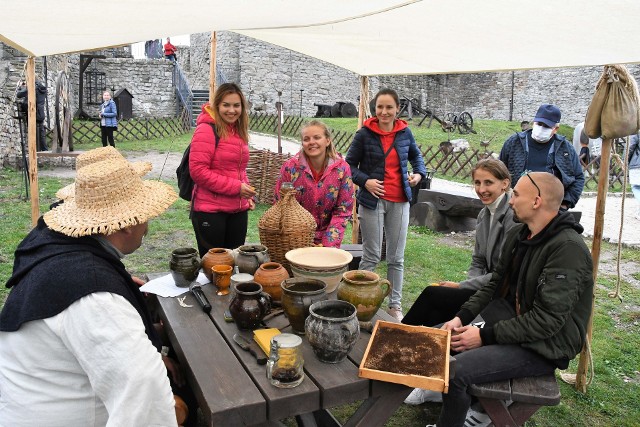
[529,172,564,212]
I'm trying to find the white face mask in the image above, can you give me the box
[531,124,553,143]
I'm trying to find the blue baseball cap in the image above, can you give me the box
[534,104,561,128]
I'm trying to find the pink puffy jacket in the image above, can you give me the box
[189,105,251,213]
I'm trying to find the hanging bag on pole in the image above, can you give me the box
[585,64,640,139]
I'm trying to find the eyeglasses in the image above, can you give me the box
[520,170,541,198]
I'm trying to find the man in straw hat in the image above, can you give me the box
[428,172,593,427]
[0,156,181,426]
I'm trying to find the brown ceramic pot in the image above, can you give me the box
[201,248,234,282]
[229,282,272,330]
[280,278,327,334]
[253,262,290,302]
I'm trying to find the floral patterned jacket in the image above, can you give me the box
[275,152,354,248]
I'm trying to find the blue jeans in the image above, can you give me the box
[630,169,640,213]
[358,200,409,308]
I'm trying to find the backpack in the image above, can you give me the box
[176,123,219,201]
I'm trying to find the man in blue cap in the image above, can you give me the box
[500,104,584,211]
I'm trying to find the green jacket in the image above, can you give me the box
[457,212,593,364]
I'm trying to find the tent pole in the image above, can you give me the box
[209,31,217,104]
[352,75,369,244]
[27,57,40,226]
[575,137,612,392]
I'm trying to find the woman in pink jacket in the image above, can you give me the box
[189,83,256,256]
[275,120,354,247]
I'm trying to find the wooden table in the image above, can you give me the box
[154,282,411,427]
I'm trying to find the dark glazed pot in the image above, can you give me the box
[305,300,360,363]
[229,282,272,330]
[235,244,270,275]
[169,247,201,288]
[280,278,327,334]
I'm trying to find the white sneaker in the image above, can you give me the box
[404,387,443,405]
[386,307,404,322]
[463,407,491,427]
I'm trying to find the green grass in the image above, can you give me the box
[1,131,639,426]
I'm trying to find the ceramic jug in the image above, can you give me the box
[234,244,270,275]
[169,247,201,288]
[337,270,391,321]
[201,248,234,282]
[280,278,327,334]
[228,282,272,330]
[253,262,290,303]
[305,300,359,363]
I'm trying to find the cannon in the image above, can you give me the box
[314,101,358,118]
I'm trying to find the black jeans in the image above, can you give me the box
[101,126,115,147]
[403,285,476,327]
[191,210,248,257]
[436,299,557,427]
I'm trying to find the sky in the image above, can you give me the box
[130,34,190,59]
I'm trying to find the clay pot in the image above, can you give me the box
[202,248,234,282]
[229,282,272,330]
[174,395,189,426]
[305,300,359,363]
[253,262,290,302]
[234,244,270,275]
[169,247,201,288]
[280,278,327,334]
[337,270,391,321]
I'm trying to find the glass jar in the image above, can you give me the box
[266,333,304,388]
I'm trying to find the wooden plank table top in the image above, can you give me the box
[153,279,410,427]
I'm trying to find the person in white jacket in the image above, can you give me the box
[0,155,180,426]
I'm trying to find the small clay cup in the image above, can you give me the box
[212,264,233,296]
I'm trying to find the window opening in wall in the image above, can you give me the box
[84,61,106,105]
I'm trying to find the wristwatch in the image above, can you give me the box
[160,346,170,357]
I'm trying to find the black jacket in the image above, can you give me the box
[16,81,47,122]
[457,212,593,365]
[0,217,161,350]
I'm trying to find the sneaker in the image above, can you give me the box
[386,307,404,321]
[463,407,491,427]
[404,387,443,405]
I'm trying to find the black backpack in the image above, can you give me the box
[176,123,219,201]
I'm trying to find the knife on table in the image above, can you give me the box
[233,334,268,365]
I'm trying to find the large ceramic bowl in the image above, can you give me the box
[285,247,353,293]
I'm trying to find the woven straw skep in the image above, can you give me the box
[56,146,152,200]
[258,188,316,270]
[45,159,177,237]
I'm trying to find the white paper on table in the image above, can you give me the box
[139,272,211,297]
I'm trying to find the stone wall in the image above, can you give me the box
[186,33,640,127]
[0,42,176,165]
[188,32,361,116]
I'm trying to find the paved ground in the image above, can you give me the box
[39,132,640,248]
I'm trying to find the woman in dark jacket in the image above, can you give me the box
[345,88,426,321]
[99,91,118,147]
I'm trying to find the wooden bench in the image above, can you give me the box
[409,188,483,232]
[469,374,561,427]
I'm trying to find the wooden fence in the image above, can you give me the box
[48,109,191,145]
[248,113,629,191]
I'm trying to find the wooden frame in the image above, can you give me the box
[359,320,450,393]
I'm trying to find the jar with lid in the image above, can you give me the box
[266,333,304,388]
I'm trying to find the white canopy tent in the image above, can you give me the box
[2,0,640,75]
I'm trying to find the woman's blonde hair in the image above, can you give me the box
[301,120,337,160]
[212,83,249,143]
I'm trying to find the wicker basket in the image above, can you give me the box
[259,187,316,271]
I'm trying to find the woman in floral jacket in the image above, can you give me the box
[275,120,354,247]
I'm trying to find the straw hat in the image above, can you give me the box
[55,147,153,200]
[44,158,177,237]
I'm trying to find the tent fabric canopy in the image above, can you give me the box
[2,0,640,76]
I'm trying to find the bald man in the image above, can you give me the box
[429,172,593,427]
